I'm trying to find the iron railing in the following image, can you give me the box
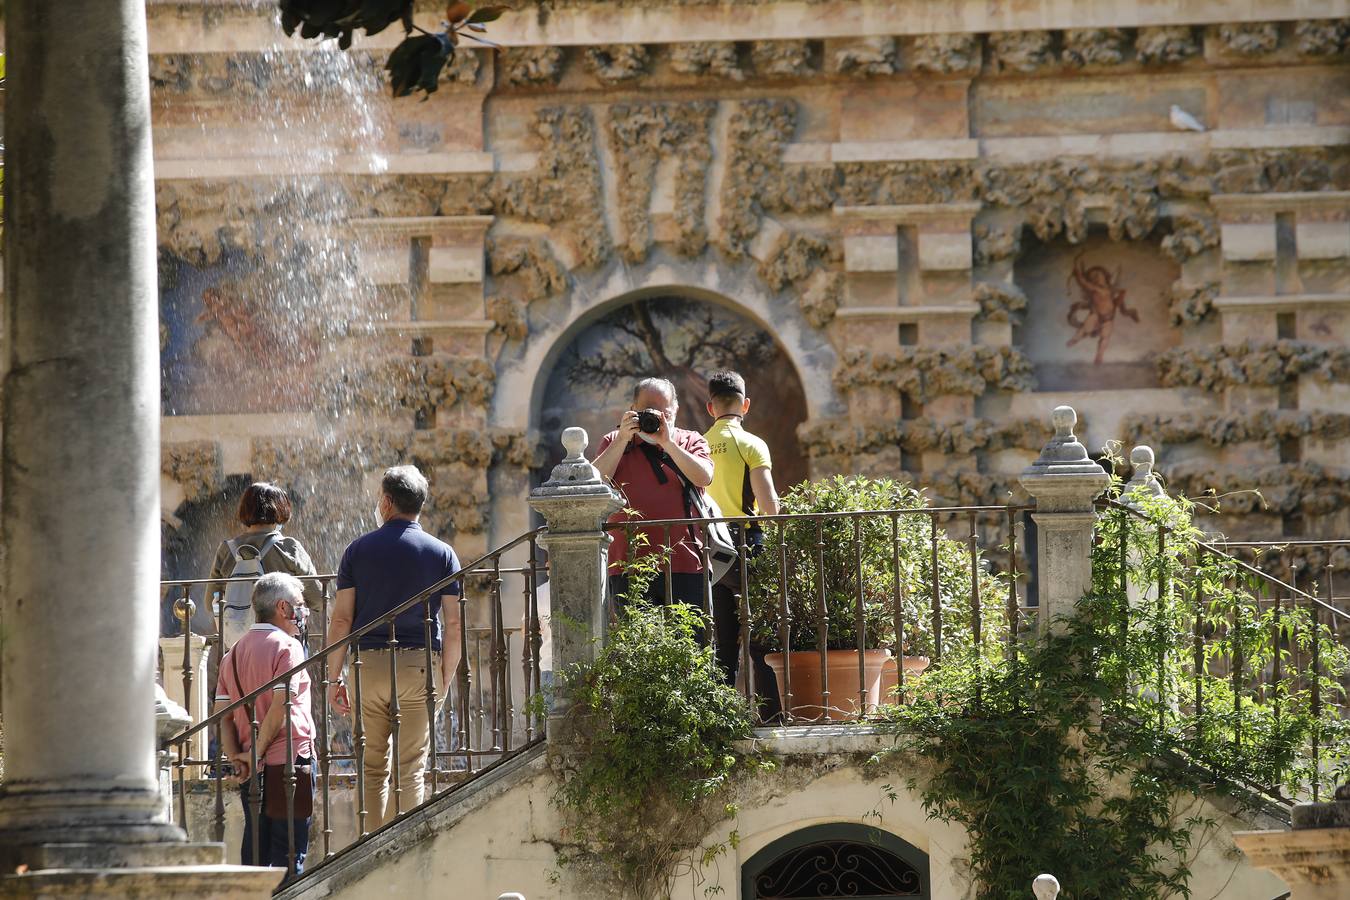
[160,528,546,880]
[1101,499,1350,802]
[606,504,1028,724]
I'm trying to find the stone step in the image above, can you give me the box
[21,842,226,871]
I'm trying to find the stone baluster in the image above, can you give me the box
[1032,874,1060,899]
[526,428,624,739]
[1235,785,1350,900]
[1018,406,1111,634]
[153,686,192,825]
[1123,444,1165,505]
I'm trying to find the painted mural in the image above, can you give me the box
[538,296,810,490]
[160,252,322,415]
[1016,233,1180,391]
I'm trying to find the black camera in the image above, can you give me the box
[636,408,663,434]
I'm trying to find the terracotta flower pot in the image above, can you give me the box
[879,654,931,705]
[763,648,898,721]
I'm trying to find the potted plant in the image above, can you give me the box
[746,475,1000,720]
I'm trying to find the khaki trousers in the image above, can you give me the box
[357,648,442,832]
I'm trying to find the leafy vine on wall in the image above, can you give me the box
[874,485,1350,898]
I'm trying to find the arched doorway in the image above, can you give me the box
[741,823,931,899]
[535,294,809,490]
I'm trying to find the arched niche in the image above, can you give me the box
[741,822,931,899]
[532,289,811,490]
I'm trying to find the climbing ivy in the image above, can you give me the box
[872,481,1350,899]
[549,546,768,899]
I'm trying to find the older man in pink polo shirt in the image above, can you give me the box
[214,572,316,880]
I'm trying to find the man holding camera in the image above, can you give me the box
[593,376,714,607]
[703,371,781,701]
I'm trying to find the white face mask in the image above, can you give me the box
[374,501,384,524]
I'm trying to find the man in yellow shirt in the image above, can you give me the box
[703,371,780,707]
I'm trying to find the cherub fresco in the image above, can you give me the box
[197,286,281,356]
[1065,253,1138,365]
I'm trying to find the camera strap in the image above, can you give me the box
[636,442,704,545]
[635,441,671,487]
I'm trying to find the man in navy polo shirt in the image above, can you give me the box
[325,465,461,832]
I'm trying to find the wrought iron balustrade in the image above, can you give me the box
[607,503,1030,724]
[1101,500,1350,803]
[160,528,546,880]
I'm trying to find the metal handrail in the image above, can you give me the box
[1100,496,1350,802]
[166,527,545,742]
[1102,498,1350,623]
[162,525,547,881]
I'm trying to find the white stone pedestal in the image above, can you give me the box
[1234,827,1350,900]
[159,634,211,767]
[1018,406,1111,635]
[526,427,624,740]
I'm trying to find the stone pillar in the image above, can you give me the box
[526,428,623,735]
[1235,785,1350,900]
[0,0,172,853]
[0,4,276,892]
[1018,406,1110,634]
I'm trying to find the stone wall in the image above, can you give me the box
[148,1,1350,604]
[278,730,1289,900]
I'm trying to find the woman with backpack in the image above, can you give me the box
[207,482,324,653]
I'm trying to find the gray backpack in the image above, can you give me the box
[219,532,281,650]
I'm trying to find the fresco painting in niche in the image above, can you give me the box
[1016,233,1180,391]
[538,297,810,491]
[161,252,321,415]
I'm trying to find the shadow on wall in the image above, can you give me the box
[535,295,809,490]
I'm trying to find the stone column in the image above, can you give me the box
[526,428,624,736]
[1018,406,1110,635]
[0,0,173,854]
[1235,786,1350,900]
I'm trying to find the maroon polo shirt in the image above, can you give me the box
[597,428,712,575]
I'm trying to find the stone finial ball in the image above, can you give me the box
[1130,445,1155,466]
[561,426,589,459]
[1051,405,1077,436]
[1032,874,1061,899]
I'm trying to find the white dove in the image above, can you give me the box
[1169,105,1206,132]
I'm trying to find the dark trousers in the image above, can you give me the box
[239,758,313,880]
[712,581,783,722]
[608,571,706,608]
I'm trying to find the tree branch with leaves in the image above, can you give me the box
[278,1,506,98]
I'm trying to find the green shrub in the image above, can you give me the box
[551,600,763,899]
[745,475,1005,658]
